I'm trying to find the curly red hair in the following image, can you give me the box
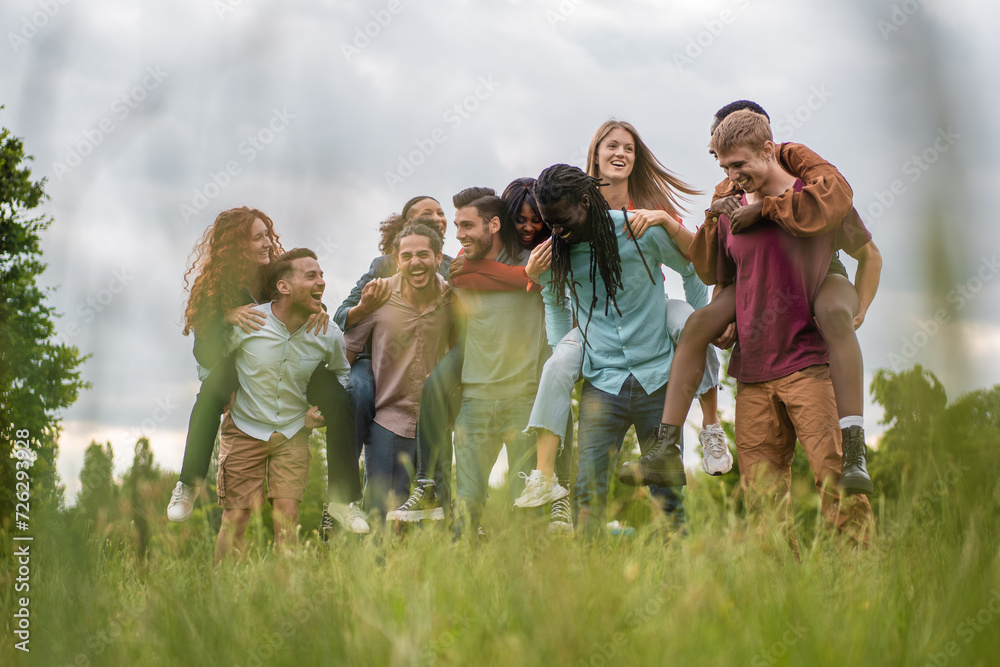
[182,207,282,336]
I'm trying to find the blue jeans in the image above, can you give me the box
[574,375,684,531]
[363,422,416,517]
[347,358,376,460]
[454,394,536,528]
[526,299,720,448]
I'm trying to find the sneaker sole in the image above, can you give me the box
[386,508,445,522]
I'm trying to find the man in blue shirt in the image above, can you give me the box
[536,164,708,533]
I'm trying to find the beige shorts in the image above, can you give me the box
[217,414,311,510]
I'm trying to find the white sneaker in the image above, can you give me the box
[167,481,196,523]
[325,501,370,534]
[513,470,569,509]
[700,423,733,475]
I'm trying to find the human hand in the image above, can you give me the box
[713,322,737,349]
[448,255,467,280]
[623,209,670,240]
[730,201,764,234]
[358,278,391,314]
[526,238,553,282]
[853,306,867,330]
[304,406,325,429]
[305,310,330,335]
[223,304,267,333]
[709,195,742,220]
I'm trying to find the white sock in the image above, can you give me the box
[839,416,864,430]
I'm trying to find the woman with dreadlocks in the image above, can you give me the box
[513,122,722,521]
[167,207,368,534]
[522,163,707,532]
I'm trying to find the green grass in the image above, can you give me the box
[4,467,998,667]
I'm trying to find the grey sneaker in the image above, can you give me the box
[548,496,574,535]
[699,423,733,475]
[167,481,196,523]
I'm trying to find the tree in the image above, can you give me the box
[75,441,119,529]
[0,116,88,529]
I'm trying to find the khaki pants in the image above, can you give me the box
[217,414,311,510]
[735,365,874,549]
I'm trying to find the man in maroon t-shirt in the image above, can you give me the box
[711,110,874,550]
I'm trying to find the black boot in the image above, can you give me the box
[839,425,873,495]
[618,424,687,487]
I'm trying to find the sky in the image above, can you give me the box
[2,0,997,502]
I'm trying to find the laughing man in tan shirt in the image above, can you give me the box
[344,223,457,518]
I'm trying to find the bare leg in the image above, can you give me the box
[813,274,862,418]
[214,508,251,566]
[272,498,300,554]
[661,286,737,426]
[698,386,720,427]
[535,430,559,477]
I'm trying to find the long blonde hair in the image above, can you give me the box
[586,119,700,218]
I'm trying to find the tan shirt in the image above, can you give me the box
[344,274,454,438]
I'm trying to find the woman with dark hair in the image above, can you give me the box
[167,207,369,535]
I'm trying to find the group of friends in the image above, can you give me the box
[164,100,882,564]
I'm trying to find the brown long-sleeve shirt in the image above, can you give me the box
[688,142,858,284]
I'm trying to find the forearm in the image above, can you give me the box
[668,222,694,256]
[343,304,371,329]
[852,247,882,318]
[765,143,854,237]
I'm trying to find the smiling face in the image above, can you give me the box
[278,257,325,314]
[596,127,635,183]
[246,218,273,266]
[538,194,591,245]
[406,198,447,238]
[514,201,545,249]
[454,206,499,260]
[715,144,773,194]
[396,233,441,292]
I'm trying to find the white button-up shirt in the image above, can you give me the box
[225,302,351,440]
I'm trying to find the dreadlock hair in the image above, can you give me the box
[499,177,548,258]
[534,164,624,345]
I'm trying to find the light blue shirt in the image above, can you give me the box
[225,302,351,440]
[541,209,708,396]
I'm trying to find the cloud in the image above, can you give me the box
[1,0,996,500]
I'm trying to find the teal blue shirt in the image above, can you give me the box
[541,209,708,396]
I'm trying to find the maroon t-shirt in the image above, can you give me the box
[717,179,872,384]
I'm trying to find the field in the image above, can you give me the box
[4,452,998,667]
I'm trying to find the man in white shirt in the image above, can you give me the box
[214,248,358,565]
